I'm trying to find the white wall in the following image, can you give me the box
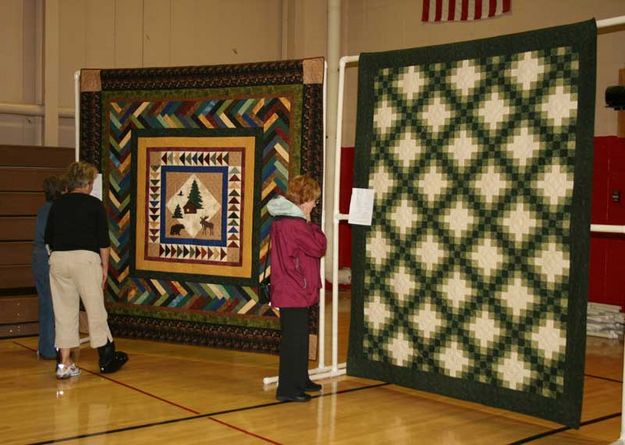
[0,0,40,145]
[0,1,623,148]
[56,0,286,146]
[0,0,327,148]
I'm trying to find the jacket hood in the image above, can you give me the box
[267,195,305,218]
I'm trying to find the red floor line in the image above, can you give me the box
[13,340,199,415]
[206,416,283,445]
[13,340,43,354]
[14,340,283,444]
[87,371,201,414]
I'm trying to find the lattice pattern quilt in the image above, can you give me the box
[347,21,595,427]
[79,59,324,353]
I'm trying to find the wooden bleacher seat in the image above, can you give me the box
[0,145,74,338]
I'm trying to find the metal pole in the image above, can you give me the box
[596,15,625,444]
[330,55,359,376]
[74,71,80,161]
[318,61,329,370]
[592,226,625,445]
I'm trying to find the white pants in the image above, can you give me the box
[49,250,112,349]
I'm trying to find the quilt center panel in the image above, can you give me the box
[134,135,255,279]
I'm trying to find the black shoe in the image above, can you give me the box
[97,341,128,374]
[304,381,322,391]
[276,392,311,402]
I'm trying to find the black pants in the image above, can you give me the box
[277,307,310,397]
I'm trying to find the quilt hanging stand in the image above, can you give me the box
[262,61,331,386]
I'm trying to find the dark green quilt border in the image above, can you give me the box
[107,303,279,330]
[348,20,596,428]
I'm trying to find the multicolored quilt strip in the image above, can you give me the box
[347,21,596,426]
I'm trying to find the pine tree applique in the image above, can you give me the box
[183,179,204,214]
[173,204,183,219]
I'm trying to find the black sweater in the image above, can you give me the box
[45,193,110,253]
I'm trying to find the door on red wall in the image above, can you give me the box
[338,147,354,269]
[589,136,625,308]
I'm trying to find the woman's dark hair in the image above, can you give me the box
[42,175,66,202]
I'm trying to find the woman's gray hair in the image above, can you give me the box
[65,161,98,191]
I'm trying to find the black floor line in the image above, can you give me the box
[507,412,621,444]
[585,373,623,384]
[15,338,622,444]
[27,382,390,444]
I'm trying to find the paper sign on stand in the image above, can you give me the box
[348,188,374,226]
[91,174,103,201]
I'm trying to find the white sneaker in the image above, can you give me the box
[56,363,81,380]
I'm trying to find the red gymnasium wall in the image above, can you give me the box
[589,136,625,308]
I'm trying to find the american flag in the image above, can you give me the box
[422,0,511,22]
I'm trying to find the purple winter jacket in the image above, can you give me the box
[269,215,327,308]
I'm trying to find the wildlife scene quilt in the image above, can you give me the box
[79,58,324,352]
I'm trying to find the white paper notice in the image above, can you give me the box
[348,188,375,226]
[91,174,103,201]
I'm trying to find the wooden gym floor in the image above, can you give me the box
[0,292,622,444]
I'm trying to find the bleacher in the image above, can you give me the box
[0,145,73,337]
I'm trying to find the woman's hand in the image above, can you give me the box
[299,199,317,221]
[100,247,110,290]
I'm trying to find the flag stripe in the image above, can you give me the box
[475,0,483,19]
[422,0,510,22]
[489,0,497,16]
[441,0,449,21]
[461,0,469,20]
[447,0,456,21]
[422,0,430,21]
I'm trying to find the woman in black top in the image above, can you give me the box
[45,161,128,379]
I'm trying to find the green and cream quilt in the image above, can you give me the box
[347,21,596,427]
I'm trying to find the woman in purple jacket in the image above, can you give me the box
[268,175,327,402]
